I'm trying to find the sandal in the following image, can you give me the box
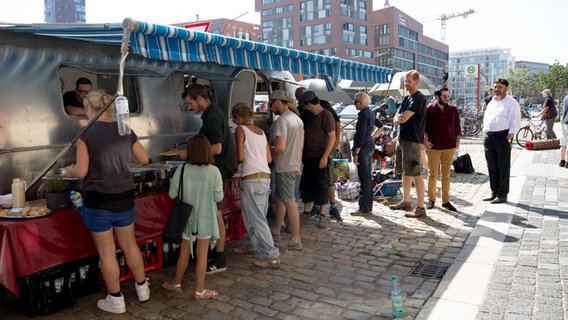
[161,281,182,292]
[194,289,218,299]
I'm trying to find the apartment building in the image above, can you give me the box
[255,0,448,86]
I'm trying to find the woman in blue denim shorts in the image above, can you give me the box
[65,90,150,314]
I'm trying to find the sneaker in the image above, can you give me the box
[560,160,566,167]
[441,202,457,212]
[97,294,126,314]
[206,260,227,275]
[317,214,328,228]
[329,206,342,221]
[287,241,303,250]
[405,207,426,218]
[302,206,319,218]
[350,210,371,216]
[233,245,257,254]
[253,257,280,269]
[426,200,435,209]
[135,279,150,302]
[389,201,412,211]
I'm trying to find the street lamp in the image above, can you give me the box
[222,12,248,36]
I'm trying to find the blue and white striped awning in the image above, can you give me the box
[124,19,394,88]
[0,19,394,89]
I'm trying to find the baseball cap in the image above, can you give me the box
[299,90,318,105]
[269,90,289,102]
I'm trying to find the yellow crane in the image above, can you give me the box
[422,9,475,43]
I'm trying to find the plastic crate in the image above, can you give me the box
[379,181,401,197]
[104,236,163,283]
[69,255,101,298]
[224,210,247,241]
[18,265,76,316]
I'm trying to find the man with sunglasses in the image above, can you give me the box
[424,87,461,211]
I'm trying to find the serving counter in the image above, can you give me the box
[0,177,241,297]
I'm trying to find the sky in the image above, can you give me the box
[0,0,565,65]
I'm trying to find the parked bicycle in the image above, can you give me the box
[515,117,546,148]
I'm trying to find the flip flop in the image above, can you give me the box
[162,281,182,292]
[194,289,218,299]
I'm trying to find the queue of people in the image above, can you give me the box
[62,70,539,315]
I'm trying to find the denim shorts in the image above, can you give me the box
[80,207,136,232]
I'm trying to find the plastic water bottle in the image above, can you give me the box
[391,275,404,317]
[70,190,83,208]
[162,242,170,267]
[115,95,131,136]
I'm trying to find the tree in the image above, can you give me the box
[505,67,538,102]
[538,62,568,99]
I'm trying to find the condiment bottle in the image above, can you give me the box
[11,178,26,208]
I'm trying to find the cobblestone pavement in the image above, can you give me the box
[0,134,539,320]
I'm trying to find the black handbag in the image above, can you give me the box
[162,163,193,244]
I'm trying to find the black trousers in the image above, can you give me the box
[299,157,330,206]
[483,132,511,198]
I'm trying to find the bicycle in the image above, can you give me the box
[515,117,546,148]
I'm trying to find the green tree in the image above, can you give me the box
[505,67,538,101]
[538,62,568,98]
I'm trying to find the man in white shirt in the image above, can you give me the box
[482,78,521,204]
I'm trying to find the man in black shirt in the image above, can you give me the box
[63,77,92,116]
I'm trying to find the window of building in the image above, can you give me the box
[262,0,274,4]
[375,24,390,46]
[262,8,273,17]
[399,26,418,41]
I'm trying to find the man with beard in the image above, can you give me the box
[388,70,427,217]
[424,87,461,211]
[482,78,521,204]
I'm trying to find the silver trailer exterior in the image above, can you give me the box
[0,19,393,199]
[0,29,263,198]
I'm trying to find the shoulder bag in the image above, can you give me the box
[162,163,193,244]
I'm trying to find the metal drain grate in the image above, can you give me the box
[410,261,451,279]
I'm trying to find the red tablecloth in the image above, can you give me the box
[0,191,173,297]
[0,178,241,297]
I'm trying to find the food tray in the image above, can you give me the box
[0,207,52,219]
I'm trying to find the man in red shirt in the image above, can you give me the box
[424,87,461,211]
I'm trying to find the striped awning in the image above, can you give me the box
[1,19,394,89]
[124,19,394,89]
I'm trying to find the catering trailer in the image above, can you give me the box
[0,19,394,199]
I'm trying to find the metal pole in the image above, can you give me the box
[25,94,118,196]
[222,12,248,36]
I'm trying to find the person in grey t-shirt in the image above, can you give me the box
[268,90,304,250]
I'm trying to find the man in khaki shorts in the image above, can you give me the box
[389,70,428,218]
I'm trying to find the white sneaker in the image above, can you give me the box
[135,280,150,302]
[97,294,126,314]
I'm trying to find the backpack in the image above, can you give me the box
[453,153,475,174]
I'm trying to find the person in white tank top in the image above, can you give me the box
[231,103,280,268]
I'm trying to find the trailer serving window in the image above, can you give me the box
[58,64,153,116]
[172,71,237,112]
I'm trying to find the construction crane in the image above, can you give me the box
[422,9,475,43]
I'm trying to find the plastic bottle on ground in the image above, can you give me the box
[391,275,404,317]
